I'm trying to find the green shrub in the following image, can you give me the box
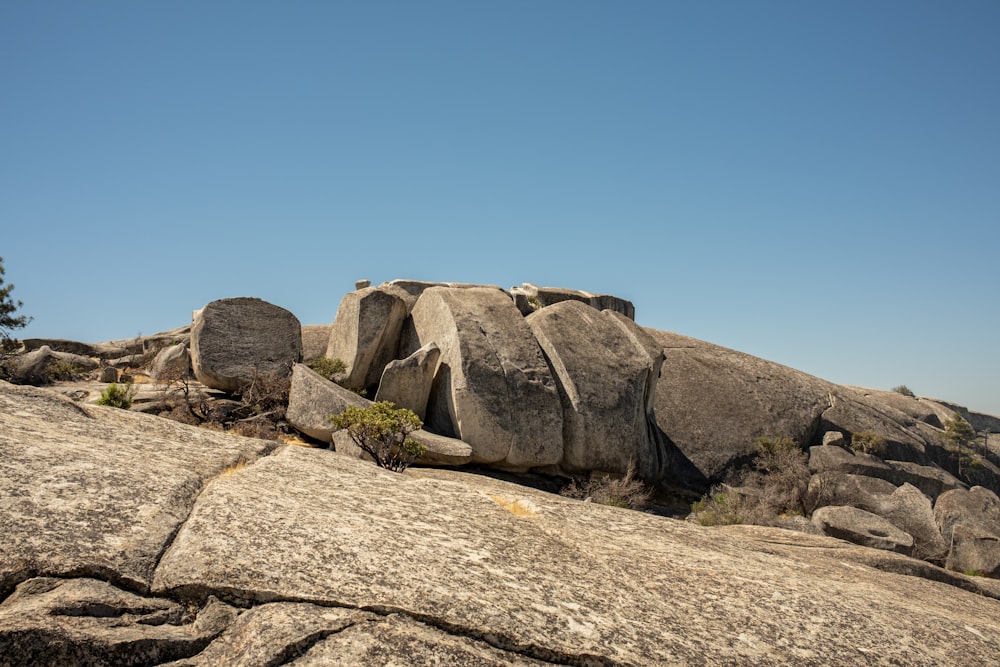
[892,385,915,397]
[690,487,742,526]
[942,415,976,452]
[559,462,652,510]
[850,430,887,457]
[329,401,425,472]
[45,359,84,382]
[97,382,136,409]
[308,356,347,382]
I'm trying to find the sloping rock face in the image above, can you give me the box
[5,382,1000,665]
[190,297,302,392]
[325,287,408,392]
[402,286,563,469]
[648,330,833,481]
[527,300,666,479]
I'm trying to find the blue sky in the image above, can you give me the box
[2,1,998,415]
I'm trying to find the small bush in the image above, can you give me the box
[850,430,887,457]
[892,385,916,397]
[308,356,347,382]
[690,487,742,526]
[329,401,425,472]
[689,436,809,527]
[97,382,136,409]
[560,462,652,510]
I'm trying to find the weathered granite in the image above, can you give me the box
[5,381,1000,664]
[0,578,236,666]
[402,286,563,469]
[811,506,914,555]
[325,287,408,392]
[526,300,666,479]
[0,381,276,599]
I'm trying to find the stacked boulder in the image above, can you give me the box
[286,280,666,479]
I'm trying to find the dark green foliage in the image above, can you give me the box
[329,401,425,472]
[0,257,31,345]
[942,415,976,452]
[97,382,136,409]
[892,385,916,397]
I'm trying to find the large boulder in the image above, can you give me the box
[935,487,1000,576]
[806,472,898,514]
[401,287,563,469]
[286,363,368,442]
[286,363,472,467]
[325,287,408,392]
[811,506,914,555]
[190,297,302,392]
[878,483,949,563]
[884,460,965,500]
[374,342,441,421]
[526,301,666,479]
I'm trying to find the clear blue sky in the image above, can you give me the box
[2,1,998,415]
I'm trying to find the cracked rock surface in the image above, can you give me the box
[4,381,1000,665]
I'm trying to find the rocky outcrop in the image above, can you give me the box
[402,286,563,469]
[5,381,1000,665]
[527,300,666,479]
[325,287,408,392]
[285,363,472,467]
[374,342,440,420]
[190,297,302,392]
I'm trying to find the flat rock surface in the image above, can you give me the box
[155,446,1000,665]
